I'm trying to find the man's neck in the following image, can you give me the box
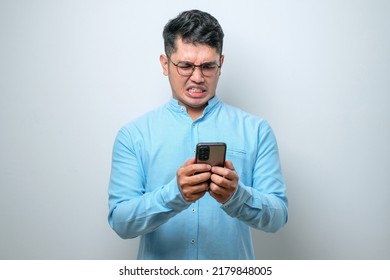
[186,105,205,121]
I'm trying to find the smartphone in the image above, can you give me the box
[195,142,227,167]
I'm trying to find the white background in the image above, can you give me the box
[1,0,389,259]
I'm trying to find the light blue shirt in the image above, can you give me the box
[108,96,288,259]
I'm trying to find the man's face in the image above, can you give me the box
[160,38,224,116]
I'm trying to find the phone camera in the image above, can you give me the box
[198,146,210,161]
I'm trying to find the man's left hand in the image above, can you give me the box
[209,160,238,203]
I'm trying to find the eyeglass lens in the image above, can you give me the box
[176,62,219,77]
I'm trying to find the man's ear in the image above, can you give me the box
[220,54,224,66]
[218,55,225,75]
[160,54,169,76]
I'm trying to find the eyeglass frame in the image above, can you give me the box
[166,56,222,77]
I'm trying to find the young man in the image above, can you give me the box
[108,10,288,259]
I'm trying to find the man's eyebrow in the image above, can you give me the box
[178,60,219,64]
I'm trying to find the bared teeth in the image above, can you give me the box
[189,88,203,93]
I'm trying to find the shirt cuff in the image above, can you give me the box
[221,182,253,213]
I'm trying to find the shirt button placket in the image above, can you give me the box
[191,122,199,149]
[190,203,199,254]
[191,121,200,257]
[191,207,197,246]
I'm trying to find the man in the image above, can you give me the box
[108,9,288,260]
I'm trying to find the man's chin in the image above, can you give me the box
[181,99,209,109]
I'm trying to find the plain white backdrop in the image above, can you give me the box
[1,0,389,259]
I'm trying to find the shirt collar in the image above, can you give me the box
[167,96,221,116]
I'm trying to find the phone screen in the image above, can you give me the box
[195,142,226,167]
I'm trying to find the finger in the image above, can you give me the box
[188,171,211,185]
[186,163,212,176]
[182,157,196,167]
[211,163,237,181]
[209,185,228,202]
[178,159,210,178]
[182,183,209,202]
[209,182,234,204]
[209,182,224,195]
[183,191,206,203]
[210,173,226,186]
[224,160,235,171]
[210,172,237,194]
[212,160,235,174]
[193,182,210,194]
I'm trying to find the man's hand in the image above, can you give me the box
[209,160,238,203]
[177,158,211,202]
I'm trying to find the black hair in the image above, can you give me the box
[163,9,224,56]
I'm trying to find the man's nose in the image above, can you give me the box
[190,66,205,83]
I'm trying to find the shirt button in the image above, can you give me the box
[191,239,196,244]
[180,107,185,112]
[192,208,196,213]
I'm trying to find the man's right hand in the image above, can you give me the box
[177,158,211,202]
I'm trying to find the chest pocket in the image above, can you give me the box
[226,147,253,186]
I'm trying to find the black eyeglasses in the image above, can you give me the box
[167,57,221,77]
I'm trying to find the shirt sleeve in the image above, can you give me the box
[107,128,191,239]
[221,121,288,233]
